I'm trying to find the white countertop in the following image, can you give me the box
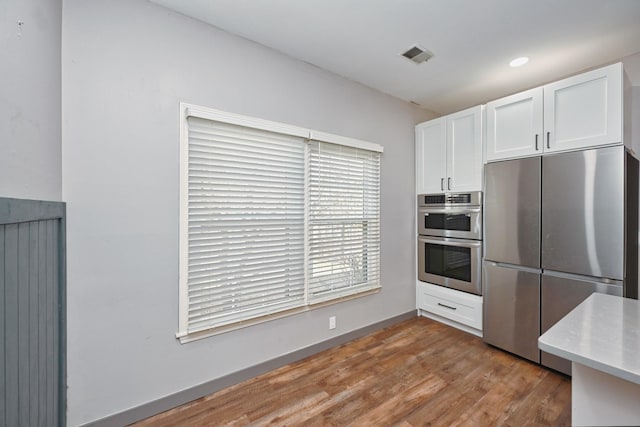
[538,293,640,384]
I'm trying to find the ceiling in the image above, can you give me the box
[150,0,640,115]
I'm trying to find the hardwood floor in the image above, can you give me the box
[134,317,571,426]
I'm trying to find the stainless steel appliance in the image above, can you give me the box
[417,192,482,239]
[483,145,638,375]
[417,192,483,295]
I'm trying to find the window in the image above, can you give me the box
[178,104,382,341]
[307,141,380,303]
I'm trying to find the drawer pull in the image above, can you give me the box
[437,302,457,311]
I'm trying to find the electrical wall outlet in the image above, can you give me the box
[329,316,336,330]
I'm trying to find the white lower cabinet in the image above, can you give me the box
[416,282,482,336]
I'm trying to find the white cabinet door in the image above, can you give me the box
[415,118,446,194]
[544,62,623,153]
[447,106,483,191]
[486,88,543,162]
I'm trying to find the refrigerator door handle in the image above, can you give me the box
[485,260,542,274]
[542,269,623,287]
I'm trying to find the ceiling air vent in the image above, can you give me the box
[401,45,433,64]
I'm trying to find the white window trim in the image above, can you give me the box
[177,102,382,342]
[182,103,383,153]
[309,130,383,153]
[177,289,380,344]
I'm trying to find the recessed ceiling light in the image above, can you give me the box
[509,57,529,67]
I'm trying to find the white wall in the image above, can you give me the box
[0,0,61,201]
[61,0,433,424]
[622,51,640,85]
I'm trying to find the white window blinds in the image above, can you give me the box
[185,117,306,334]
[307,141,381,303]
[180,104,383,340]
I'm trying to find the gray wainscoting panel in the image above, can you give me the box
[1,198,66,427]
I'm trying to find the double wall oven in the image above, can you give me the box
[417,192,483,295]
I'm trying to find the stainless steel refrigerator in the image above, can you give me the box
[483,145,638,375]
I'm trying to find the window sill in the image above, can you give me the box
[176,286,381,344]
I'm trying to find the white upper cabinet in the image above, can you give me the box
[544,63,622,153]
[485,62,624,162]
[416,118,446,194]
[416,105,483,194]
[486,88,543,162]
[447,106,483,192]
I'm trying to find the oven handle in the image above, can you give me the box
[417,207,481,215]
[418,235,482,248]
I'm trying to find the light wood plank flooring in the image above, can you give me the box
[135,317,571,426]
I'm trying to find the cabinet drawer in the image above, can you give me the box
[416,282,482,330]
